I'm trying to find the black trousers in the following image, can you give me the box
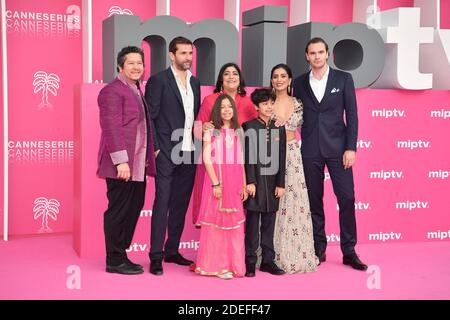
[104,178,146,266]
[245,210,276,266]
[302,156,357,257]
[150,151,196,261]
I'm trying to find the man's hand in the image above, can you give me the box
[154,149,160,158]
[343,150,356,170]
[116,163,131,181]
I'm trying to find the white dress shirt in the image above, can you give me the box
[171,66,195,152]
[309,65,329,103]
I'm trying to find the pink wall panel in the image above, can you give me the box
[0,15,3,237]
[170,0,224,22]
[91,0,155,82]
[441,0,450,29]
[378,0,414,10]
[310,0,353,25]
[5,0,82,235]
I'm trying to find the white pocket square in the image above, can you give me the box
[331,88,340,93]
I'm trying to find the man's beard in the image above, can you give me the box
[176,61,191,70]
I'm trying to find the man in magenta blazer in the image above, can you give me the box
[97,46,156,275]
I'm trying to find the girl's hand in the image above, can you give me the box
[240,188,248,202]
[203,121,214,132]
[213,185,222,199]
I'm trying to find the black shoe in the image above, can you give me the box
[316,252,326,265]
[260,262,285,275]
[126,258,143,270]
[245,265,255,277]
[343,254,368,271]
[106,262,144,275]
[149,260,164,275]
[164,253,193,266]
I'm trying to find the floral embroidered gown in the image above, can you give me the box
[273,98,319,273]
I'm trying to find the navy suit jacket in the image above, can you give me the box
[293,67,358,158]
[145,67,201,159]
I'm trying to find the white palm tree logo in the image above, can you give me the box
[33,197,60,233]
[33,71,60,109]
[108,6,133,16]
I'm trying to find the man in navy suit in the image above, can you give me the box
[145,37,201,275]
[293,37,367,271]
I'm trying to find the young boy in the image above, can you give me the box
[242,88,287,277]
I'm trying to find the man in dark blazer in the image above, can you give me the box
[145,37,201,275]
[97,46,156,275]
[293,37,367,271]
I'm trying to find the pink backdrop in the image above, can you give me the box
[1,0,450,258]
[3,0,81,235]
[0,16,3,236]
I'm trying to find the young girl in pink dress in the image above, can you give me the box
[194,94,248,279]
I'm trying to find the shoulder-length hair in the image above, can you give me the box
[210,94,240,130]
[213,62,247,96]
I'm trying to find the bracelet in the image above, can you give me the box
[212,182,221,188]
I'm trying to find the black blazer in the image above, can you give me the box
[145,67,201,159]
[293,67,358,158]
[242,118,286,213]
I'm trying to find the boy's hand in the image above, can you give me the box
[246,184,256,197]
[275,187,285,198]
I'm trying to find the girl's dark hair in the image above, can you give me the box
[214,63,246,96]
[210,94,240,130]
[270,63,293,96]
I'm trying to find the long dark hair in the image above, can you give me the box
[213,62,247,96]
[210,94,240,130]
[270,63,293,96]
